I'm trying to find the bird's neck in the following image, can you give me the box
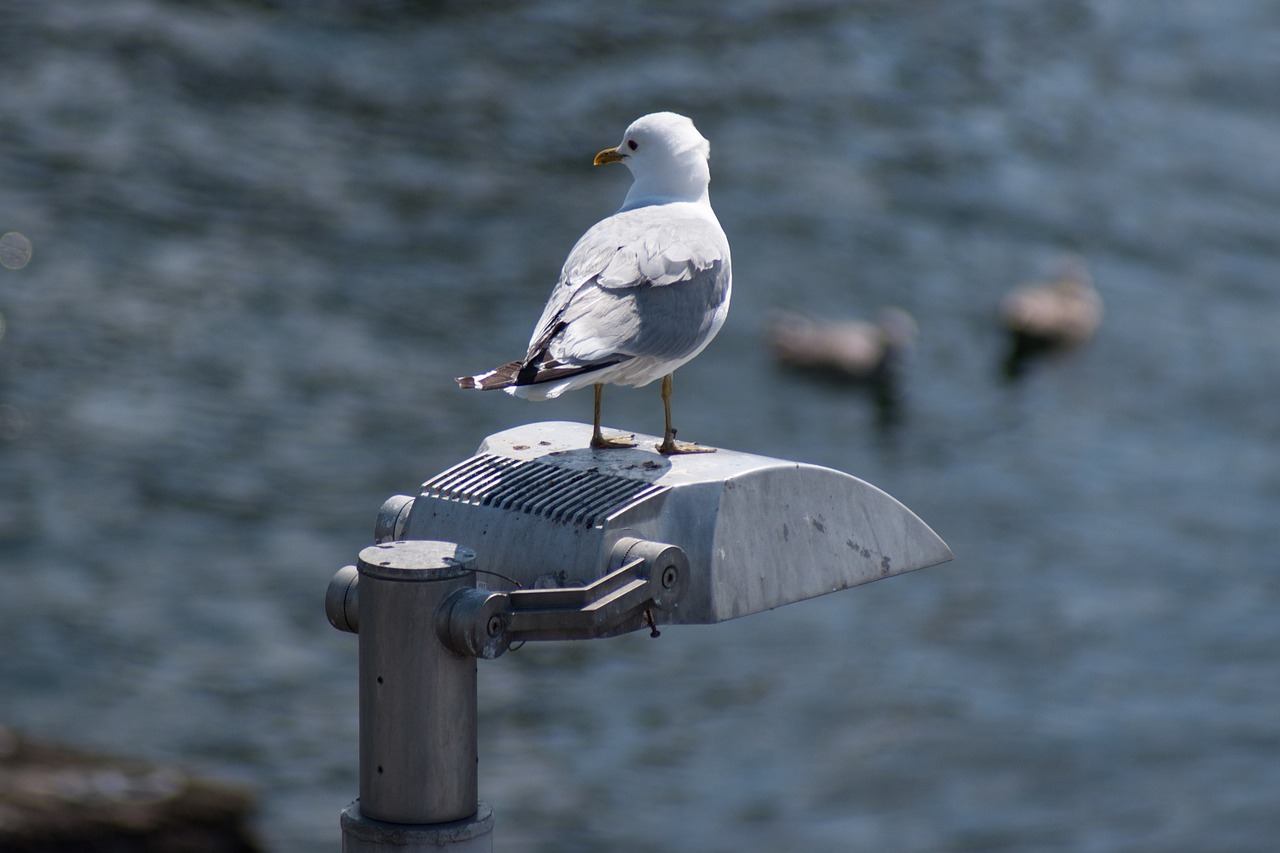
[620,188,712,212]
[621,160,711,210]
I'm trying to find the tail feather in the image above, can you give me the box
[457,361,522,390]
[457,357,625,391]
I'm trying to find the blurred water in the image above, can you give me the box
[3,1,1280,850]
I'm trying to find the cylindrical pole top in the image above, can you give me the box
[357,540,475,582]
[356,538,479,825]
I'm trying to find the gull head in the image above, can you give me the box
[595,112,712,208]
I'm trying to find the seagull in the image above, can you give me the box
[457,112,731,454]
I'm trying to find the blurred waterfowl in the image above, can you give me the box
[1000,255,1102,379]
[767,307,917,425]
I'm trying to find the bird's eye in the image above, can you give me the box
[627,139,638,151]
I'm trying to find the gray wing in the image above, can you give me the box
[525,208,731,368]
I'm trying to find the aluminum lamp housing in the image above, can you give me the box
[391,421,951,629]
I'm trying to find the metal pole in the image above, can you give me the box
[340,540,494,852]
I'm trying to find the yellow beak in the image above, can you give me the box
[594,147,626,166]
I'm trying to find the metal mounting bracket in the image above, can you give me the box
[435,537,687,658]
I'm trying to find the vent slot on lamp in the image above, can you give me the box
[421,454,668,528]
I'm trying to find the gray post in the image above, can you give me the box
[341,540,494,852]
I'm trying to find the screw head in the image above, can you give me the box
[661,565,679,589]
[486,614,504,638]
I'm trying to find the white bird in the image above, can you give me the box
[458,112,732,454]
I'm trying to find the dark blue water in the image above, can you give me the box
[3,2,1280,850]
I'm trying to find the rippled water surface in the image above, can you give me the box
[3,2,1280,850]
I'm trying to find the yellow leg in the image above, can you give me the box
[590,384,635,449]
[657,373,715,455]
